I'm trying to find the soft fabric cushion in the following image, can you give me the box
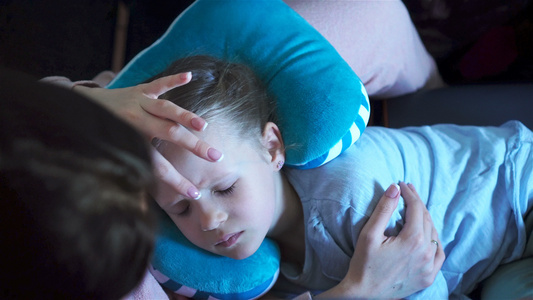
[107,0,370,298]
[107,0,370,169]
[150,212,280,299]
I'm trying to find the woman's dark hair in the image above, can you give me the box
[0,69,156,299]
[1,142,155,300]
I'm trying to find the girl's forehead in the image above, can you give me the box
[166,129,264,176]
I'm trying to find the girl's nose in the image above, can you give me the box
[199,204,227,231]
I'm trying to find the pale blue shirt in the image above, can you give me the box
[282,121,533,299]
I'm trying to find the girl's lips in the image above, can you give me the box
[215,231,243,248]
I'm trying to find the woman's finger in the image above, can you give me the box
[399,182,425,237]
[150,147,201,199]
[133,108,222,163]
[140,72,209,132]
[139,97,208,132]
[142,72,192,99]
[157,122,222,163]
[423,203,435,249]
[363,183,401,238]
[422,233,445,285]
[434,234,445,271]
[407,183,435,252]
[401,182,444,282]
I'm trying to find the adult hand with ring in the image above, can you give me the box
[321,182,445,299]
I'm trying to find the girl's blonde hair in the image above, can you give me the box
[153,55,277,147]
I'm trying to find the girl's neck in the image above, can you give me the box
[268,171,306,268]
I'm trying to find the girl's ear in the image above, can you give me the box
[261,122,285,171]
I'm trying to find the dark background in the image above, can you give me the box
[0,0,194,81]
[1,0,532,85]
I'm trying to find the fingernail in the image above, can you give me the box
[385,183,400,198]
[191,117,208,131]
[187,186,201,200]
[207,148,224,162]
[180,72,192,81]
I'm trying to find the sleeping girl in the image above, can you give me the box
[151,55,533,298]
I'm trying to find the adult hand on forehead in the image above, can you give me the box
[74,72,223,199]
[318,182,445,299]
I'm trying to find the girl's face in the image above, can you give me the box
[154,123,284,260]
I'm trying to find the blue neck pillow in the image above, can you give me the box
[149,212,280,299]
[107,0,370,298]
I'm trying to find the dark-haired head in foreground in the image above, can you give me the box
[0,69,156,299]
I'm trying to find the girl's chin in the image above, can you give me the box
[221,243,261,260]
[229,251,254,260]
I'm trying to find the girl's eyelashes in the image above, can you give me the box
[179,205,190,215]
[215,183,236,196]
[175,201,190,216]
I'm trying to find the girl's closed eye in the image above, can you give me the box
[216,183,236,196]
[175,201,190,216]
